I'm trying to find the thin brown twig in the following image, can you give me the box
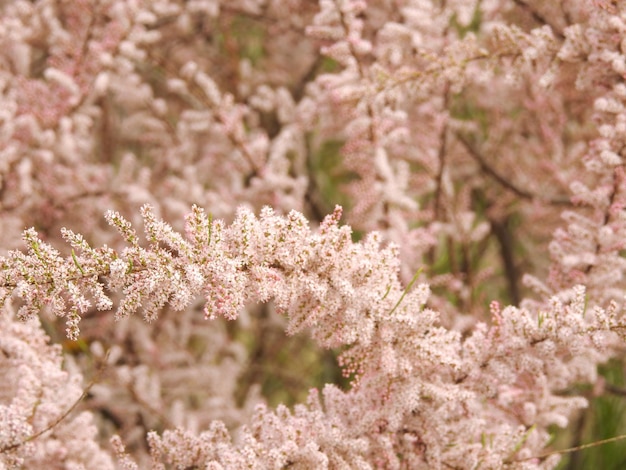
[433,84,450,221]
[489,214,520,305]
[515,433,626,462]
[511,0,565,39]
[456,132,572,206]
[605,383,626,397]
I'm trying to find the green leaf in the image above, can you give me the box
[71,249,85,276]
[389,267,424,316]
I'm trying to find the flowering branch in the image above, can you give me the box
[1,204,404,348]
[3,0,626,468]
[3,205,626,467]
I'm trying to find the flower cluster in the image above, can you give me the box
[3,205,626,468]
[3,0,626,468]
[0,302,113,469]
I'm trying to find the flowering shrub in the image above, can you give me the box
[3,0,626,468]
